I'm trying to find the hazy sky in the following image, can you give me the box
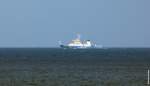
[0,0,150,47]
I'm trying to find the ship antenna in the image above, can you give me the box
[58,41,62,45]
[77,34,81,40]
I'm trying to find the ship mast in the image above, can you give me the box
[77,34,81,40]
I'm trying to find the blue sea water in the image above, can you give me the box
[0,48,150,60]
[0,48,150,86]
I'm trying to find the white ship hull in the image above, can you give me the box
[60,45,95,49]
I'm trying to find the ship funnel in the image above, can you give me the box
[86,40,91,45]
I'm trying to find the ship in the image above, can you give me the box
[59,34,101,49]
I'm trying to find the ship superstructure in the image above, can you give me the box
[59,34,96,49]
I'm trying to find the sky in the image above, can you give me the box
[0,0,150,47]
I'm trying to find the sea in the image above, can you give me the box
[0,48,150,86]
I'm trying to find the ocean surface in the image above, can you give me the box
[0,48,150,86]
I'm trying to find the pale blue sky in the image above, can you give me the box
[0,0,150,47]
